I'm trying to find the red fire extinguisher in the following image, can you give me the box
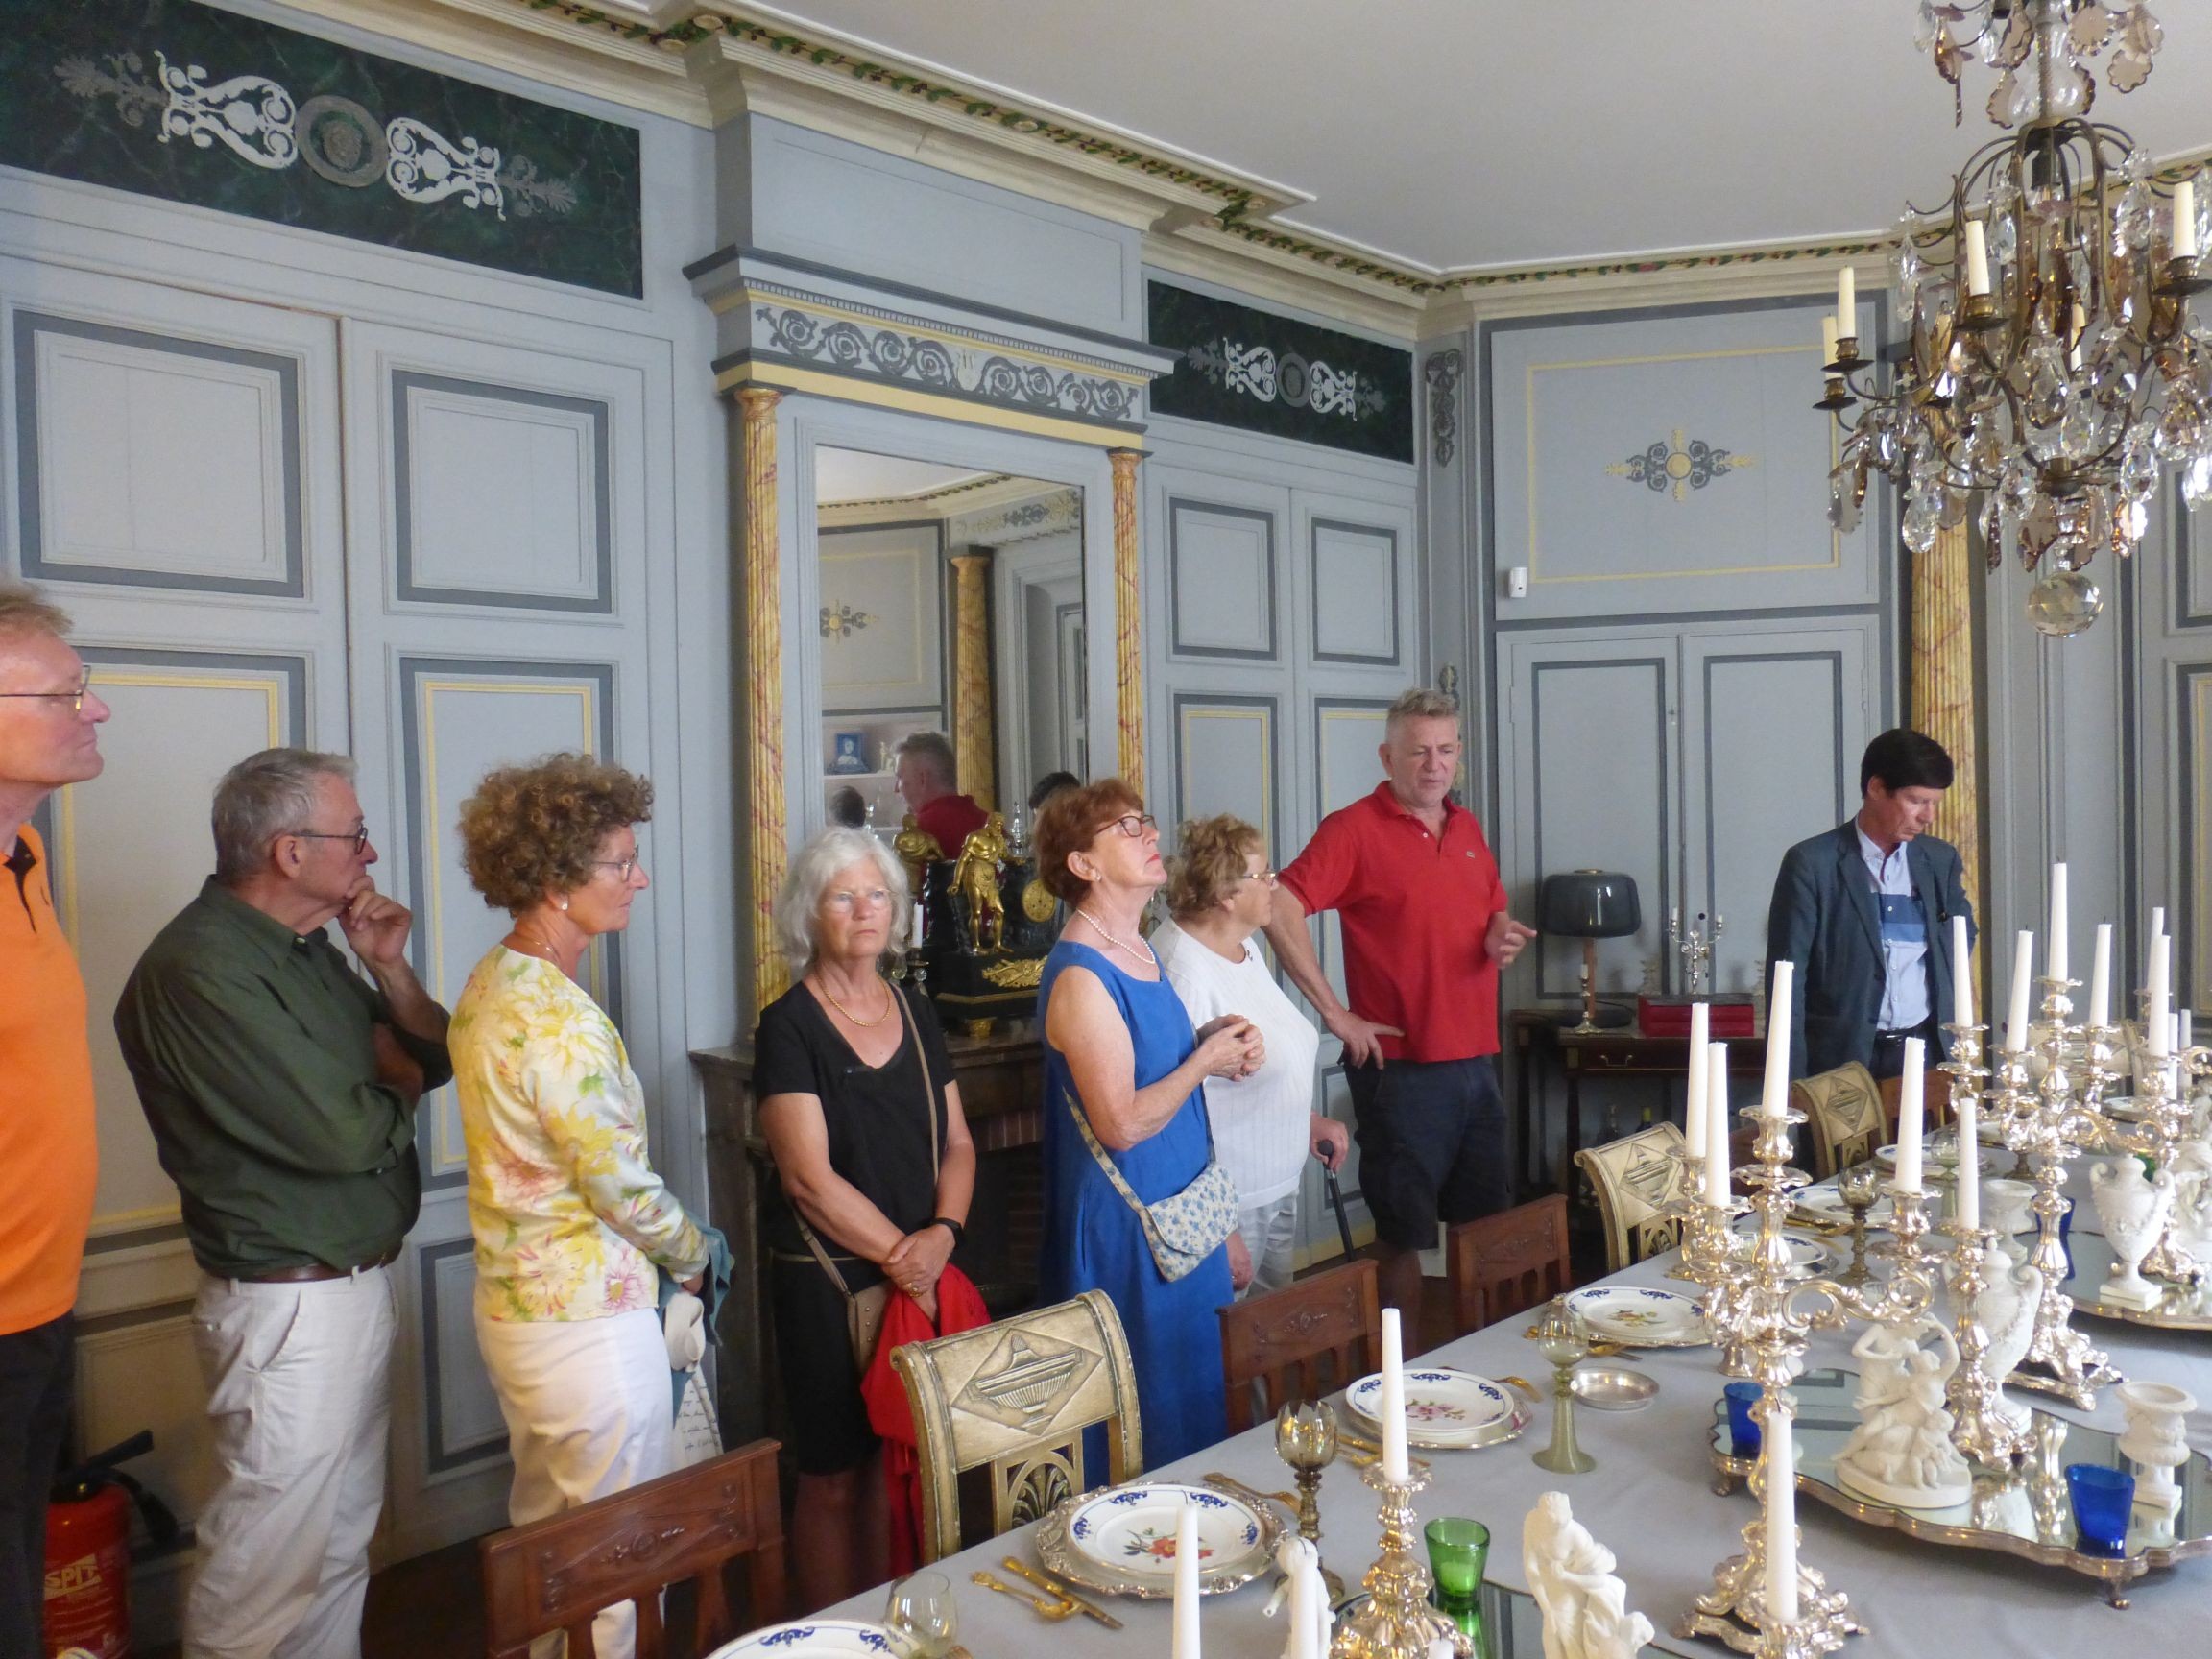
[43,1431,177,1659]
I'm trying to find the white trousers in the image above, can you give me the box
[1236,1193,1302,1300]
[475,1308,672,1659]
[185,1268,397,1659]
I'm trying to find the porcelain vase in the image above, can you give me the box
[1973,1257,2045,1430]
[2091,1159,2176,1308]
[2116,1380,2198,1510]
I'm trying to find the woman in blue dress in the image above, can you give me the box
[1032,779,1264,1468]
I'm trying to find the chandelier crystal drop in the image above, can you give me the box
[1819,0,2207,632]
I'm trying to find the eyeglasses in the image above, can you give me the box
[289,827,371,854]
[1105,813,1158,839]
[0,673,93,713]
[1239,869,1280,885]
[592,856,644,882]
[824,886,892,912]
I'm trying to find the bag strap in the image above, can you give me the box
[1063,1080,1178,1263]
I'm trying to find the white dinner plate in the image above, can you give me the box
[1565,1286,1708,1346]
[1794,1185,1895,1226]
[1874,1142,2001,1176]
[1726,1221,1839,1279]
[1345,1367,1525,1448]
[1036,1481,1276,1598]
[709,1621,895,1659]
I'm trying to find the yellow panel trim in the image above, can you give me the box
[716,361,1136,449]
[1524,341,1842,584]
[1177,706,1273,851]
[87,1204,185,1238]
[722,287,1152,387]
[51,669,284,943]
[417,677,602,1177]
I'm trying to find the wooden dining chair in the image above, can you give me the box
[893,1288,1142,1566]
[1574,1121,1690,1274]
[1444,1194,1573,1336]
[1792,1063,1884,1179]
[1216,1258,1382,1432]
[478,1437,783,1659]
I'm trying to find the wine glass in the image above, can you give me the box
[883,1569,959,1659]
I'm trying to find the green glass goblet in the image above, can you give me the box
[1424,1517,1490,1651]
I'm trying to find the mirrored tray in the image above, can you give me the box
[1034,1480,1283,1599]
[2056,1228,2212,1330]
[1706,1367,2212,1599]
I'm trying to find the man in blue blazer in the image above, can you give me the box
[1767,730,1976,1081]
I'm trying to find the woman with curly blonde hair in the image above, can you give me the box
[446,753,709,1659]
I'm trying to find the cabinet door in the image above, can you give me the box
[1497,632,1679,1003]
[1677,621,1880,994]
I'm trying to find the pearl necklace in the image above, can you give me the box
[1075,907,1157,967]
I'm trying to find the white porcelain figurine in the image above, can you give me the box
[2116,1379,2199,1512]
[1972,1256,2046,1430]
[1833,1315,1974,1510]
[1522,1491,1654,1659]
[2092,1158,2176,1310]
[1263,1534,1334,1659]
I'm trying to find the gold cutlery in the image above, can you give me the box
[1000,1557,1123,1630]
[1497,1374,1542,1403]
[970,1569,1077,1621]
[1201,1471,1298,1510]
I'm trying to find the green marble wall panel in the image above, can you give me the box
[0,0,642,296]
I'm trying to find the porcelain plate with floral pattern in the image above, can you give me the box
[1566,1285,1709,1346]
[1035,1480,1279,1598]
[1344,1366,1528,1449]
[707,1620,894,1659]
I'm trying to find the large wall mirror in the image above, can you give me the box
[812,445,1089,840]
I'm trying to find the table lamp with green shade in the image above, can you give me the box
[1538,870,1641,1034]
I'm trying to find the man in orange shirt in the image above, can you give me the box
[0,583,109,1654]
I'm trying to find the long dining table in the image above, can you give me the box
[826,1220,2212,1656]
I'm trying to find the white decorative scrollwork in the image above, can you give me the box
[1185,335,1388,421]
[154,51,298,170]
[385,118,506,217]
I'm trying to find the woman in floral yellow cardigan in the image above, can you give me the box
[447,755,708,1659]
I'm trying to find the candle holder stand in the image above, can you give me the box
[1275,1402,1346,1603]
[1993,978,2120,1408]
[1326,1461,1471,1659]
[1666,1140,1740,1284]
[1669,911,1724,997]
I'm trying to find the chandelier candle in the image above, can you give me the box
[1835,266,1856,342]
[1963,218,1991,296]
[1763,962,1794,1118]
[1895,1041,1927,1196]
[2090,923,2112,1029]
[1378,1309,1409,1486]
[1706,1045,1732,1209]
[2006,932,2034,1054]
[2179,179,2200,263]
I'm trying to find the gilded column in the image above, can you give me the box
[738,386,789,1014]
[1911,518,1984,1009]
[949,550,997,811]
[1110,448,1144,790]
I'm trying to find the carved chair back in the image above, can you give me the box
[479,1437,783,1659]
[1575,1121,1690,1275]
[1216,1258,1382,1433]
[893,1288,1142,1566]
[1445,1195,1573,1336]
[1794,1063,1885,1179]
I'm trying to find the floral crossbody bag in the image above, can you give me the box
[1064,1074,1239,1282]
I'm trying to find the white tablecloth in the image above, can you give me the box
[828,1246,2212,1656]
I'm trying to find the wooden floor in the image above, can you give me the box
[136,1256,1543,1655]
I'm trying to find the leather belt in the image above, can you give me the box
[236,1242,402,1284]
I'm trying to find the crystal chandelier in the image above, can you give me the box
[1818,0,2208,637]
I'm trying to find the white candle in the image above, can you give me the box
[1705,1044,1732,1208]
[1896,1039,1926,1194]
[1172,1501,1202,1659]
[2048,863,2068,983]
[2153,906,2168,944]
[1765,1405,1800,1623]
[2183,1008,2194,1051]
[2177,178,2200,262]
[1951,913,1974,1028]
[1838,265,1858,338]
[2006,931,2034,1053]
[2149,934,2172,1059]
[1954,1092,1981,1230]
[2090,922,2113,1027]
[1820,315,1839,366]
[1963,218,1992,296]
[1686,1000,1712,1172]
[1763,961,1794,1119]
[1379,1307,1409,1485]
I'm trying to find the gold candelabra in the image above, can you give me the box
[1327,1461,1471,1659]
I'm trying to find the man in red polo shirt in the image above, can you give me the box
[894,730,987,854]
[1266,687,1535,1312]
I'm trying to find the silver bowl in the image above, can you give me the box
[1569,1366,1658,1411]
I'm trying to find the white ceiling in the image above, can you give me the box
[755,0,2212,274]
[814,447,996,502]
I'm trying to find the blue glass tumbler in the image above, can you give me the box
[1724,1382,1763,1458]
[2065,1463,2134,1557]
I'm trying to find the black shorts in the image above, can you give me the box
[1343,1054,1510,1251]
[767,1256,877,1476]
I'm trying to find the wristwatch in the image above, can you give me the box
[929,1215,966,1245]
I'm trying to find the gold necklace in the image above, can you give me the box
[1075,907,1157,967]
[509,923,568,968]
[816,973,893,1027]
